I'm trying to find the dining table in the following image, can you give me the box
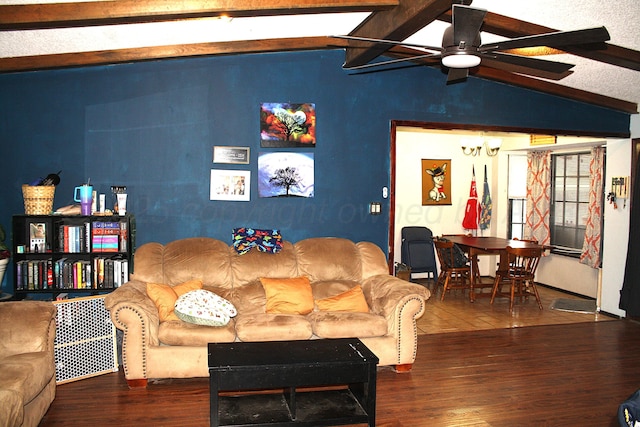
[441,235,547,302]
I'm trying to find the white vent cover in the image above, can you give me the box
[53,295,118,384]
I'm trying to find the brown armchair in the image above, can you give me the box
[0,301,57,427]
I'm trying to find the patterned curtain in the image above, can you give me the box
[524,151,551,246]
[580,146,605,268]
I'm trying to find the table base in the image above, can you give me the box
[218,388,368,426]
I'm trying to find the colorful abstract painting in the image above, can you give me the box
[260,102,316,148]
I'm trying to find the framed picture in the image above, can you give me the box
[258,152,314,198]
[28,222,48,252]
[210,169,251,201]
[213,146,250,164]
[260,102,316,148]
[422,159,452,206]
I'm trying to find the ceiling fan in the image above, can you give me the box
[334,3,611,82]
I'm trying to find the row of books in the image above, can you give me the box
[57,220,128,254]
[15,257,129,291]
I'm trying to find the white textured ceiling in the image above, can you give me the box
[1,0,639,112]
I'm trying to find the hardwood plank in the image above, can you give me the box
[40,285,637,426]
[0,0,398,30]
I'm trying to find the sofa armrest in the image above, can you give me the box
[104,280,161,381]
[361,275,430,335]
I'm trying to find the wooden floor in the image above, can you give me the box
[40,283,639,427]
[415,278,615,334]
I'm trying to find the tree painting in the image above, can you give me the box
[258,152,314,198]
[260,103,316,148]
[269,166,302,196]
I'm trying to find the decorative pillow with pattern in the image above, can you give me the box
[232,227,283,255]
[174,289,238,326]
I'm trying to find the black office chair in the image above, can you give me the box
[400,226,438,281]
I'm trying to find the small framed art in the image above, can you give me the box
[422,159,452,205]
[210,169,250,201]
[213,146,250,164]
[28,221,48,252]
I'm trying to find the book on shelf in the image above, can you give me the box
[92,221,121,253]
[92,256,129,289]
[58,223,91,253]
[16,259,53,290]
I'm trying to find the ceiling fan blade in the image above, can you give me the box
[479,57,573,81]
[331,35,441,53]
[483,52,575,73]
[343,53,442,70]
[452,5,486,46]
[447,67,469,82]
[479,27,610,52]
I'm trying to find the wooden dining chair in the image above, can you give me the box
[491,245,544,312]
[433,239,472,301]
[495,236,539,276]
[513,237,538,244]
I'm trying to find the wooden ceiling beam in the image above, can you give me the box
[343,0,452,68]
[0,36,345,73]
[474,66,638,114]
[0,0,397,30]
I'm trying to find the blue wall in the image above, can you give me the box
[0,49,630,292]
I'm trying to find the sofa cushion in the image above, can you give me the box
[146,279,203,322]
[230,281,267,316]
[295,238,363,282]
[308,312,387,339]
[158,320,236,346]
[231,241,298,287]
[315,285,369,313]
[161,238,233,289]
[260,276,314,315]
[235,314,313,341]
[174,289,237,326]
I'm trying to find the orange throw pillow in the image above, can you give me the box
[315,285,370,313]
[260,276,314,315]
[146,279,203,321]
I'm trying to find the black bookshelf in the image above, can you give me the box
[11,214,135,299]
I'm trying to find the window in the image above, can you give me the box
[509,198,526,239]
[507,155,527,239]
[550,152,591,253]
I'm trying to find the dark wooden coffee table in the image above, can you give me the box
[208,338,378,427]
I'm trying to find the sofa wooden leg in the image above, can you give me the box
[126,378,148,389]
[394,364,412,373]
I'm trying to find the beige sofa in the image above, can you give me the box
[0,301,57,427]
[104,237,430,388]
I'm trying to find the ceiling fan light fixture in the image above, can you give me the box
[442,53,481,69]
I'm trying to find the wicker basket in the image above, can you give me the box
[22,184,56,215]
